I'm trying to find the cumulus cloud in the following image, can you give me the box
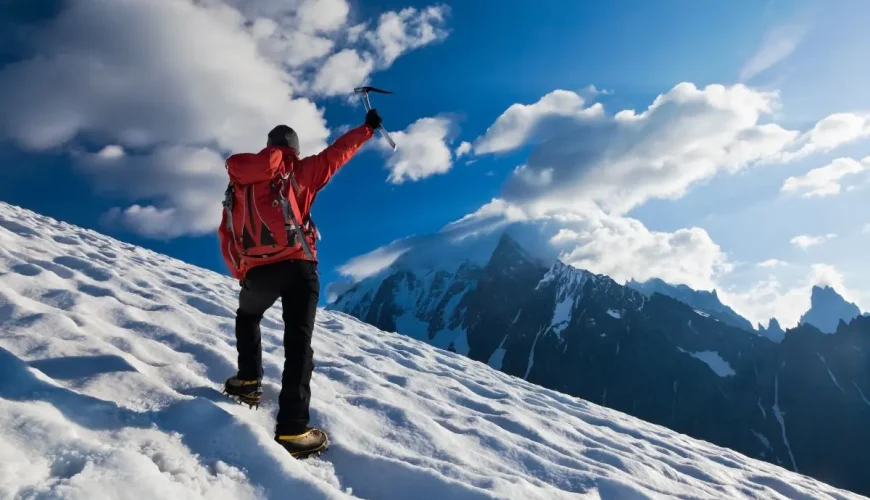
[309,5,448,96]
[455,141,472,158]
[380,116,455,183]
[0,0,449,239]
[475,83,802,216]
[781,156,869,197]
[740,22,811,81]
[790,233,837,249]
[781,113,870,161]
[720,264,862,328]
[83,146,228,238]
[452,199,731,291]
[366,6,449,66]
[555,213,731,290]
[97,145,125,159]
[338,236,416,280]
[471,83,870,217]
[758,259,788,268]
[312,49,375,96]
[474,90,600,155]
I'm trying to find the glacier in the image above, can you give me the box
[0,201,861,500]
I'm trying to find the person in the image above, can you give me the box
[218,109,382,458]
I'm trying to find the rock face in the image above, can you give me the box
[331,234,870,496]
[627,277,754,331]
[758,318,786,343]
[799,285,862,334]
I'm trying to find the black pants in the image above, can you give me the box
[235,259,319,436]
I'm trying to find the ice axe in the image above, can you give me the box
[354,86,397,151]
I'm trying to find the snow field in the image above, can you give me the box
[0,202,862,500]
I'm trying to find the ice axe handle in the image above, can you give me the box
[361,92,397,151]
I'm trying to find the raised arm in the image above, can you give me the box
[296,110,382,192]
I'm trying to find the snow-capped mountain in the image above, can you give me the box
[627,277,754,331]
[333,232,870,496]
[799,285,862,334]
[4,202,861,499]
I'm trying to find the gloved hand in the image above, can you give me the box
[365,109,382,130]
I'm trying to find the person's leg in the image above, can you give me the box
[235,272,281,380]
[275,260,320,436]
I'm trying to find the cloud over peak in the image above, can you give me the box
[0,0,449,239]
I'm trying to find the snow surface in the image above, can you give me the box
[606,309,622,319]
[0,202,861,500]
[688,351,737,378]
[677,348,737,378]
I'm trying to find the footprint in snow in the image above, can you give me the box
[53,256,114,282]
[0,219,38,237]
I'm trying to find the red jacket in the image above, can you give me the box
[219,124,374,279]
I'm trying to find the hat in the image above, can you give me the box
[267,125,300,155]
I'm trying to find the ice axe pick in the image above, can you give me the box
[354,86,397,151]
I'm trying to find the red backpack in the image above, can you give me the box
[221,148,314,274]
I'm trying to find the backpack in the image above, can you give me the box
[221,148,315,271]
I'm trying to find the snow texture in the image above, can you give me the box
[689,351,737,377]
[0,202,860,500]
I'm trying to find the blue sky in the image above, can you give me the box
[1,0,868,327]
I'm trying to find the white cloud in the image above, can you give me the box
[0,0,450,239]
[740,22,811,81]
[474,90,597,155]
[720,264,863,328]
[473,83,870,218]
[338,237,416,280]
[781,113,870,161]
[557,214,731,291]
[864,223,870,234]
[97,145,125,159]
[83,145,227,238]
[758,259,788,268]
[366,6,449,66]
[455,141,472,158]
[312,49,375,96]
[781,157,869,197]
[476,83,801,216]
[581,84,613,97]
[790,233,837,249]
[449,199,730,291]
[381,116,454,184]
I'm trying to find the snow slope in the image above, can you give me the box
[0,202,861,500]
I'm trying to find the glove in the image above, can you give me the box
[365,109,382,130]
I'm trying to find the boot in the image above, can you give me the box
[224,375,262,408]
[275,428,328,459]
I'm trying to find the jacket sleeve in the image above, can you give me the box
[296,124,375,192]
[218,209,244,280]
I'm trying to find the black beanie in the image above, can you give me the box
[267,125,300,155]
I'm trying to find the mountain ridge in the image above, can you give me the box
[333,232,870,496]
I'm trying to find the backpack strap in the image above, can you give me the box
[288,174,321,240]
[277,172,314,259]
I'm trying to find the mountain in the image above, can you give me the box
[333,232,870,496]
[1,202,859,498]
[800,285,862,334]
[627,277,754,331]
[758,318,786,343]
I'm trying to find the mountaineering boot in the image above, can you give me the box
[224,375,262,408]
[275,428,329,459]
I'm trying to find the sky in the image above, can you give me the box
[0,0,868,328]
